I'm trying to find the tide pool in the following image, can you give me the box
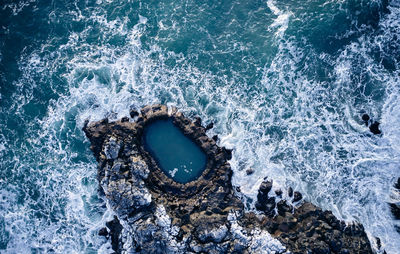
[143,119,207,183]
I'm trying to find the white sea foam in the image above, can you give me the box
[169,168,178,178]
[267,0,292,38]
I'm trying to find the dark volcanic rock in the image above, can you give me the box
[362,113,370,122]
[106,216,123,253]
[288,187,293,198]
[390,203,400,220]
[259,179,273,195]
[212,135,218,141]
[362,113,370,127]
[293,191,303,202]
[389,177,400,229]
[361,114,382,134]
[275,189,283,197]
[276,200,292,216]
[129,109,139,118]
[84,104,373,254]
[98,227,108,238]
[369,121,382,135]
[255,179,275,216]
[246,168,255,175]
[395,177,400,190]
[205,122,214,131]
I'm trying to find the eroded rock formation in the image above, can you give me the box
[84,104,373,253]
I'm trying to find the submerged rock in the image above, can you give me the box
[246,168,255,175]
[369,121,382,135]
[361,113,382,135]
[362,113,370,124]
[84,104,373,253]
[205,122,214,131]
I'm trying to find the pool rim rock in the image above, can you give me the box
[83,104,234,199]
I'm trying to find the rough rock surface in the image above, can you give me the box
[84,104,373,253]
[390,177,400,234]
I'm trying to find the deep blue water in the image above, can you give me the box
[143,119,207,183]
[1,0,400,252]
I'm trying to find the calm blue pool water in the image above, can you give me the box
[143,119,207,183]
[1,0,400,252]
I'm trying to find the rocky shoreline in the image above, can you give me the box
[83,104,373,253]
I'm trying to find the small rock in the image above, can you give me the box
[205,122,214,131]
[369,121,382,135]
[395,177,400,190]
[222,147,232,160]
[288,187,293,197]
[376,237,381,250]
[129,110,139,118]
[275,189,283,197]
[100,118,109,124]
[277,200,292,216]
[362,114,370,126]
[212,135,218,141]
[121,116,129,122]
[257,180,273,204]
[83,119,89,129]
[136,116,144,123]
[389,203,400,220]
[246,168,255,175]
[194,117,202,126]
[98,227,108,237]
[293,192,303,202]
[259,180,273,195]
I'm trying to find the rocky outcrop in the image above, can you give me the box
[390,177,400,234]
[84,104,373,253]
[253,179,372,253]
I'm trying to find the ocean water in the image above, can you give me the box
[0,0,399,253]
[143,119,207,183]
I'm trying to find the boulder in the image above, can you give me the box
[369,121,382,135]
[293,191,303,202]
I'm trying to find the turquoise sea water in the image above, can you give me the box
[143,119,207,183]
[1,0,400,252]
